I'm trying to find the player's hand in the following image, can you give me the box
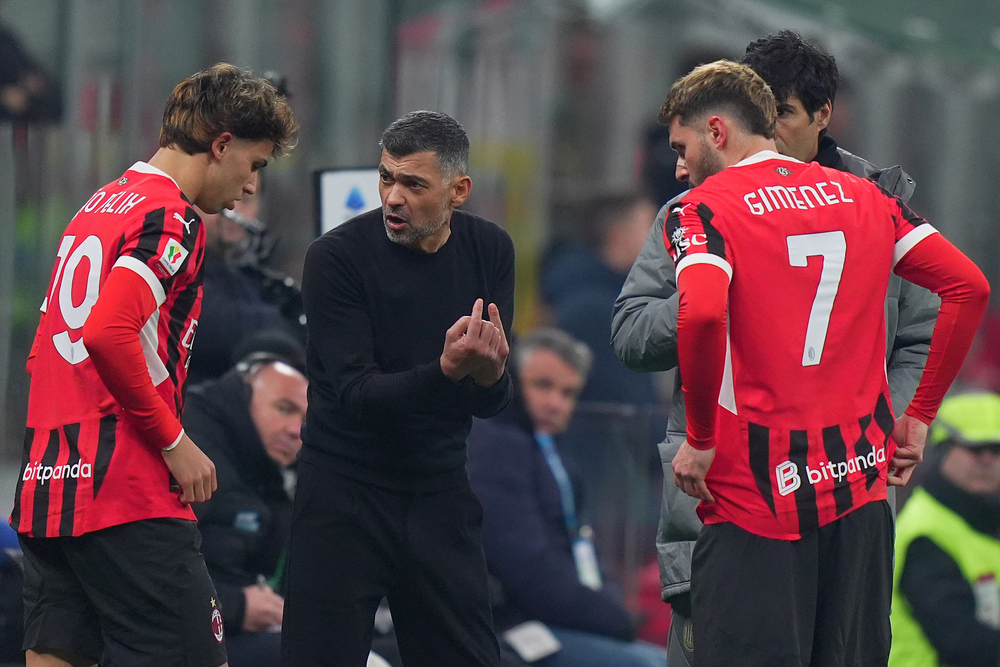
[440,299,507,384]
[672,439,716,502]
[161,433,218,504]
[468,302,509,387]
[888,413,928,487]
[242,582,284,632]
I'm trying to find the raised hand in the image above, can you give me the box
[440,299,508,385]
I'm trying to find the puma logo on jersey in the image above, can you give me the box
[158,238,189,276]
[173,212,194,235]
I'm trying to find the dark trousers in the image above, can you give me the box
[281,461,501,667]
[691,500,893,667]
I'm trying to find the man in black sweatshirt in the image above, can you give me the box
[282,110,515,667]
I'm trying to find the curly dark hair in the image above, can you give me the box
[742,30,839,116]
[159,63,298,157]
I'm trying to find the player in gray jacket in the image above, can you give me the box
[611,30,940,665]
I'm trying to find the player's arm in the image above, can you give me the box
[82,264,217,504]
[665,201,732,502]
[301,238,468,423]
[889,224,989,484]
[671,262,729,502]
[611,201,682,372]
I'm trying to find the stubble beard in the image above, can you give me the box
[383,210,448,248]
[689,135,726,187]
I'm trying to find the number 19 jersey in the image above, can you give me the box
[666,151,933,540]
[12,162,205,537]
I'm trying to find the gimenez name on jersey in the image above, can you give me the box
[22,459,92,485]
[744,179,854,216]
[775,445,887,497]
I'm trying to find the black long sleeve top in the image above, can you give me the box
[300,208,515,492]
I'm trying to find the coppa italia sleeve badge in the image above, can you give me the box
[158,238,189,276]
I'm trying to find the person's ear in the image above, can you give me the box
[450,175,473,208]
[706,116,727,149]
[813,100,833,132]
[210,133,234,161]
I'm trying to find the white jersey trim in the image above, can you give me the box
[893,224,938,268]
[719,322,737,414]
[114,256,166,306]
[676,253,734,281]
[162,429,184,451]
[139,309,169,387]
[127,161,181,190]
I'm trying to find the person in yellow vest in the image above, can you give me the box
[890,392,1000,667]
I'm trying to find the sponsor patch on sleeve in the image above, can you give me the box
[157,237,189,276]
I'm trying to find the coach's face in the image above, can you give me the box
[379,149,472,254]
[668,117,724,187]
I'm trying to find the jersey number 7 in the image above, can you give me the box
[786,231,846,367]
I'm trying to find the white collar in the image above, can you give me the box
[733,150,802,168]
[127,161,181,189]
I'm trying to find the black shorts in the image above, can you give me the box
[690,500,892,667]
[20,518,228,667]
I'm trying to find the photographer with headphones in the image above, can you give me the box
[183,350,307,667]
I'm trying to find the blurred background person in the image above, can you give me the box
[0,13,60,121]
[184,352,306,667]
[188,192,304,385]
[541,191,659,406]
[890,392,1000,667]
[468,327,665,667]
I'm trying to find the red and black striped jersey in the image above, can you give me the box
[11,162,205,537]
[666,151,934,539]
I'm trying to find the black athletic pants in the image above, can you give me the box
[690,500,893,667]
[281,460,501,666]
